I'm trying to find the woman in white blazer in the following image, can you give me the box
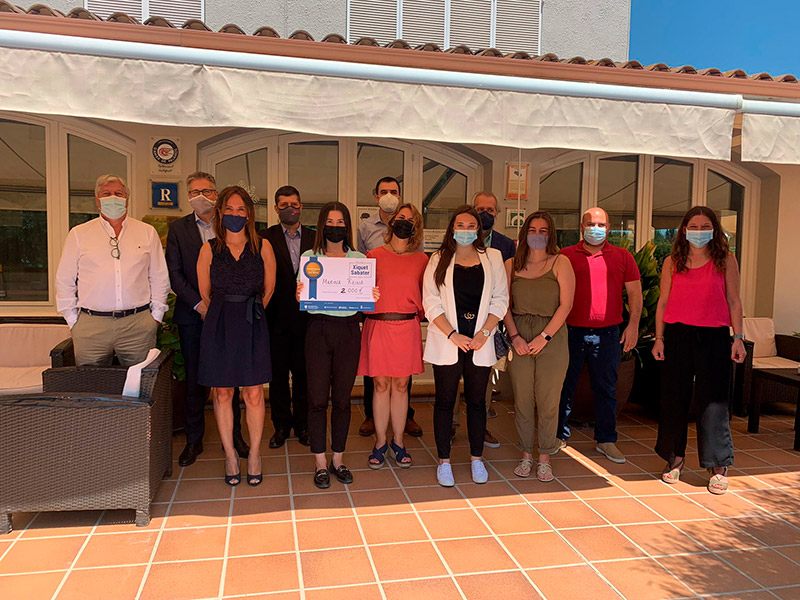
[423,205,509,487]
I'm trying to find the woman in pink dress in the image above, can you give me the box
[358,203,428,469]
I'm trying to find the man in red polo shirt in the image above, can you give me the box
[557,207,642,463]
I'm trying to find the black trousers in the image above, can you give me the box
[268,320,308,434]
[363,376,415,420]
[178,322,242,444]
[655,322,734,468]
[306,314,361,454]
[433,350,491,459]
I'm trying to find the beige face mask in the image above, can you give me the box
[378,192,400,213]
[189,195,216,216]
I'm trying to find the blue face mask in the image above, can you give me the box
[583,225,607,246]
[686,229,714,248]
[478,211,495,231]
[453,230,478,247]
[99,196,127,220]
[527,233,548,250]
[222,214,247,233]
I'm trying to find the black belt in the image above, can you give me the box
[221,294,263,324]
[80,304,150,318]
[366,312,418,322]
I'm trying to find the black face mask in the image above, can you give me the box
[479,211,495,231]
[391,218,415,240]
[322,225,347,244]
[278,206,300,226]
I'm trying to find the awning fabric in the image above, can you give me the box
[741,114,800,164]
[0,46,736,160]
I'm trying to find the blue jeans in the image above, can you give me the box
[557,325,620,443]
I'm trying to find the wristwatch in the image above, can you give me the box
[733,334,744,340]
[481,329,490,337]
[540,332,552,342]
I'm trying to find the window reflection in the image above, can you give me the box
[707,170,743,261]
[422,158,467,231]
[215,148,268,231]
[652,158,693,265]
[288,141,338,227]
[598,155,638,247]
[68,135,127,229]
[539,163,582,248]
[356,143,403,225]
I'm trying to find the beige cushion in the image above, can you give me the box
[753,356,800,370]
[0,365,46,395]
[743,318,777,359]
[0,323,70,368]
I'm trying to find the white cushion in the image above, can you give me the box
[0,365,46,395]
[753,356,800,370]
[0,323,70,367]
[743,318,777,359]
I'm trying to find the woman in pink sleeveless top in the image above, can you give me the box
[652,206,746,495]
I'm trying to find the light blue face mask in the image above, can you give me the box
[583,225,607,246]
[686,229,714,248]
[453,230,478,247]
[99,196,127,220]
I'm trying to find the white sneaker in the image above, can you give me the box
[437,462,455,487]
[471,459,489,484]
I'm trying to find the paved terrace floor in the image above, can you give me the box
[1,400,799,600]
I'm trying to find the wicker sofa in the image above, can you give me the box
[0,341,173,534]
[740,318,800,411]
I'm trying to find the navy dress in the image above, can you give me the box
[198,240,271,388]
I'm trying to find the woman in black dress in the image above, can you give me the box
[197,186,276,486]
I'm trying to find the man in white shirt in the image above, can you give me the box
[56,174,170,367]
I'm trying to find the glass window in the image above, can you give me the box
[598,155,638,247]
[652,158,693,265]
[539,163,582,249]
[421,157,467,232]
[0,119,48,301]
[288,141,338,227]
[68,135,127,229]
[355,143,403,225]
[215,148,269,230]
[707,170,744,260]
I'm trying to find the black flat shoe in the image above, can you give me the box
[269,429,290,449]
[178,441,203,467]
[329,461,353,485]
[314,468,331,489]
[225,471,241,486]
[233,434,250,458]
[297,430,311,447]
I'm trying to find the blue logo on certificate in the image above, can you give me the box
[299,256,376,312]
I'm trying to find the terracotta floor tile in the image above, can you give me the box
[733,451,775,468]
[451,462,502,483]
[607,474,682,496]
[688,492,771,518]
[457,571,542,600]
[296,517,363,551]
[230,594,300,600]
[628,453,678,473]
[714,593,783,600]
[659,553,759,595]
[405,485,470,511]
[436,537,517,574]
[534,500,607,529]
[350,488,412,516]
[5,512,35,536]
[527,564,621,600]
[727,516,800,547]
[21,511,102,538]
[772,586,800,600]
[722,548,800,588]
[382,577,462,600]
[140,559,222,600]
[546,457,598,477]
[392,465,443,487]
[563,525,647,561]
[358,513,428,545]
[0,536,86,574]
[224,554,299,596]
[228,522,295,556]
[300,547,375,588]
[754,470,800,488]
[75,532,158,567]
[293,492,352,520]
[231,496,292,524]
[558,475,627,499]
[594,557,694,600]
[152,480,177,503]
[483,444,528,460]
[93,507,167,533]
[172,478,232,502]
[477,505,551,535]
[674,519,763,551]
[233,474,290,497]
[585,497,664,525]
[154,526,227,561]
[165,500,230,528]
[457,481,525,507]
[370,541,448,580]
[346,468,401,491]
[736,489,800,514]
[419,509,491,539]
[776,544,800,563]
[510,478,576,502]
[727,469,780,492]
[618,523,707,556]
[56,565,146,600]
[499,531,583,568]
[638,494,717,521]
[305,585,382,600]
[0,572,64,600]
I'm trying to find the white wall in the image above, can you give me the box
[541,0,630,61]
[205,0,347,38]
[770,164,800,334]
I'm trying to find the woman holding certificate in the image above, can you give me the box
[296,202,377,490]
[358,204,428,469]
[422,205,509,487]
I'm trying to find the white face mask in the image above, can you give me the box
[378,193,400,213]
[189,195,216,216]
[99,196,127,220]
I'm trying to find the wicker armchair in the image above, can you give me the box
[0,343,174,534]
[739,319,800,413]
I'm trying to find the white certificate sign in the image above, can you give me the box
[299,256,376,312]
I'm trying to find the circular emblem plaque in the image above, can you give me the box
[152,139,179,165]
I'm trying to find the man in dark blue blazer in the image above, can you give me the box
[259,185,316,448]
[474,191,516,263]
[166,171,249,467]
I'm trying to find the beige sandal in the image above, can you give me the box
[514,458,534,478]
[708,467,729,495]
[661,458,685,484]
[536,462,554,483]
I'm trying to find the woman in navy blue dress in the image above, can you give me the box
[198,186,276,487]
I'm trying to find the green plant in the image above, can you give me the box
[621,239,661,363]
[157,293,185,381]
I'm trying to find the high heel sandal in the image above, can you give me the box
[390,440,412,468]
[707,467,728,495]
[661,457,685,484]
[368,443,388,470]
[225,471,241,486]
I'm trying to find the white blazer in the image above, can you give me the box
[423,247,509,367]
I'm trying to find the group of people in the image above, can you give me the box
[55,171,745,495]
